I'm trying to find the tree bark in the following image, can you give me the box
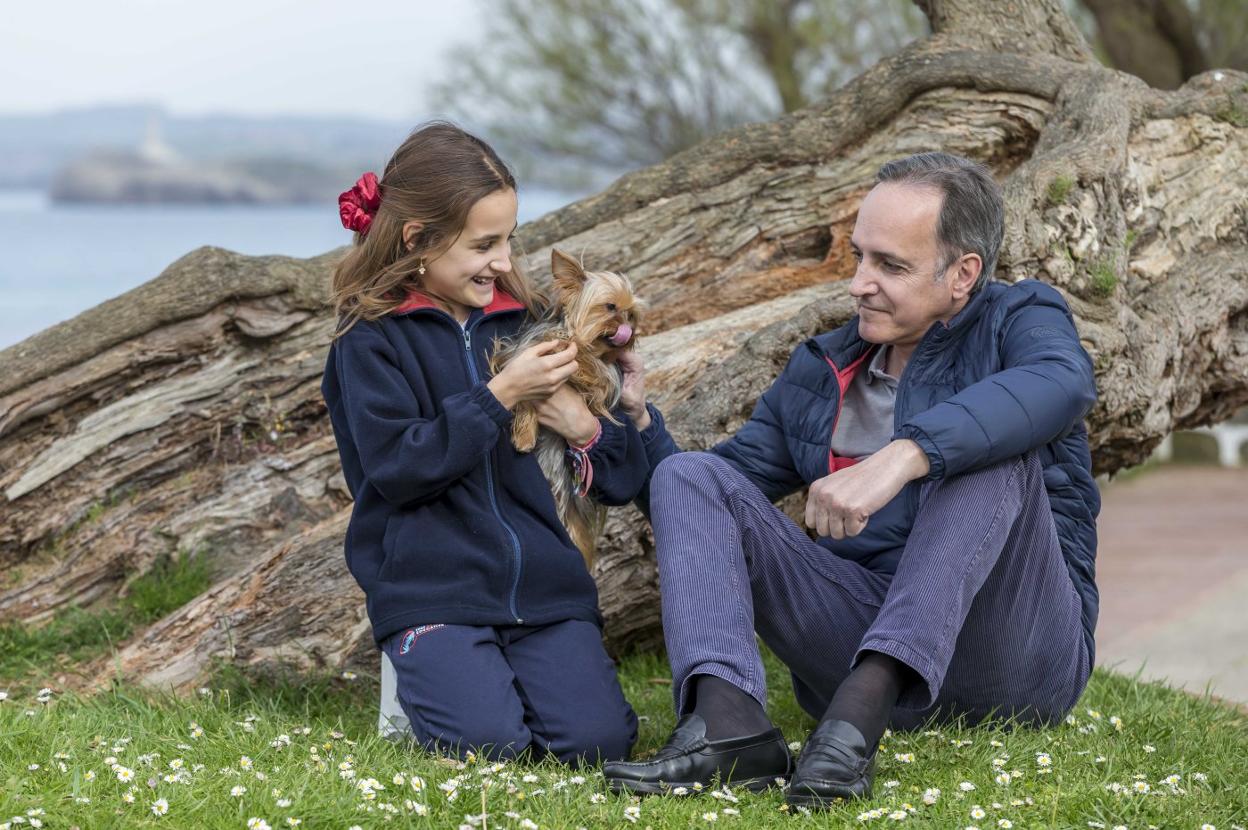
[2,0,1245,691]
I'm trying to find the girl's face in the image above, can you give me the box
[418,188,518,322]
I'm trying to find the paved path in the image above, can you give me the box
[1094,466,1248,706]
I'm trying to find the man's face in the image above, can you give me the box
[849,182,974,350]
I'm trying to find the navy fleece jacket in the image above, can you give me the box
[321,289,650,644]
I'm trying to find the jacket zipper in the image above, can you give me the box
[893,325,942,435]
[461,319,526,625]
[826,355,845,470]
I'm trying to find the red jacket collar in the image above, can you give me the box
[392,288,526,317]
[825,345,878,396]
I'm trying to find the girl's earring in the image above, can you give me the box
[417,258,426,276]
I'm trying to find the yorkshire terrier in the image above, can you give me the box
[490,249,641,568]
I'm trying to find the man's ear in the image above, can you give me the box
[402,220,425,252]
[551,249,586,293]
[951,252,982,300]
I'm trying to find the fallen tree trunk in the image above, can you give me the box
[1,0,1245,691]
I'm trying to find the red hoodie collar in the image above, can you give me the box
[392,288,526,317]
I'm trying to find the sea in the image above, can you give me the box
[0,187,579,350]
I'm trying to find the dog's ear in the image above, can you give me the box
[551,249,586,294]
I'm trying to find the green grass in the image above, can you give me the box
[1215,101,1248,129]
[1046,175,1075,207]
[2,646,1245,829]
[1089,257,1118,298]
[125,553,215,623]
[0,552,213,694]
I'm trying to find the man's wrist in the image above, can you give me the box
[890,438,930,479]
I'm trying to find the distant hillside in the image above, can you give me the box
[48,150,356,205]
[0,105,413,190]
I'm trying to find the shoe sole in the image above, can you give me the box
[785,785,869,808]
[608,774,786,796]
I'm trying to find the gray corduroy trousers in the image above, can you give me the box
[651,451,1090,730]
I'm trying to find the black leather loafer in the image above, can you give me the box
[603,714,792,795]
[785,719,877,807]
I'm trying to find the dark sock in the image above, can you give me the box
[689,674,774,741]
[821,652,914,750]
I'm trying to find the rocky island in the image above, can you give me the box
[50,148,348,205]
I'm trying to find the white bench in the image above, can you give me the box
[1195,422,1248,467]
[1154,421,1248,467]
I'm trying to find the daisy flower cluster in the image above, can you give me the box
[847,708,1234,829]
[853,729,1035,825]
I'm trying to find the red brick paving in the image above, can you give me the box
[1094,466,1248,703]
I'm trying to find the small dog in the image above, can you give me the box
[490,249,641,568]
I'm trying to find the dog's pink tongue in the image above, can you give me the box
[609,323,633,346]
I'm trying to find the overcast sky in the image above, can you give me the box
[2,0,481,119]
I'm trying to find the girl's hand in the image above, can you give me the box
[617,350,651,431]
[489,340,579,409]
[534,385,599,446]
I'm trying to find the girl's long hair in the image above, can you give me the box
[330,122,545,337]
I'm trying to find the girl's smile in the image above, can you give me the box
[414,187,518,322]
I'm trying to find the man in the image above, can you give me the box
[607,152,1099,806]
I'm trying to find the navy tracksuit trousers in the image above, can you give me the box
[380,619,637,765]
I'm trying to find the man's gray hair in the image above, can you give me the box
[875,152,1004,293]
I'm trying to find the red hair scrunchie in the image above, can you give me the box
[338,172,382,236]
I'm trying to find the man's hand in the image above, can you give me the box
[804,439,931,539]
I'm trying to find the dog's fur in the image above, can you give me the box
[489,250,642,568]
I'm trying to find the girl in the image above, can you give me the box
[321,122,650,765]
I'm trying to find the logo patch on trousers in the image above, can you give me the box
[398,624,445,655]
